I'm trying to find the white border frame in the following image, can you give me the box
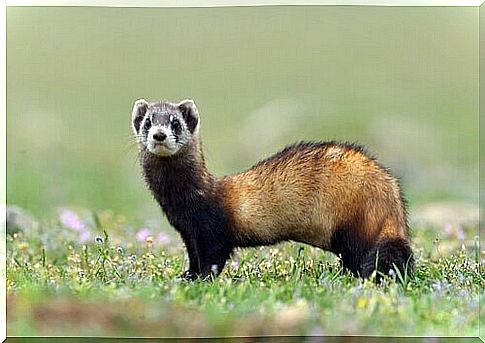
[3,0,484,7]
[2,2,482,342]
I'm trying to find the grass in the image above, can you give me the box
[6,209,484,337]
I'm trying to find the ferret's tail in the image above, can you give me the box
[360,236,414,283]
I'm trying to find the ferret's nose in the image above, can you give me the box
[152,132,167,142]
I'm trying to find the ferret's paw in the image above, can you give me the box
[180,269,198,281]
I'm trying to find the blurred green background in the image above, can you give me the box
[6,6,478,224]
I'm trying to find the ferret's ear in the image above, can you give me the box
[178,99,199,133]
[132,99,148,135]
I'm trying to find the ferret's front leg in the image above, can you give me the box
[180,227,233,280]
[198,253,228,279]
[196,233,233,279]
[180,233,201,281]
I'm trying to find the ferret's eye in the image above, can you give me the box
[171,119,181,131]
[144,118,151,129]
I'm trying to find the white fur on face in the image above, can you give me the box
[144,116,193,157]
[146,125,180,156]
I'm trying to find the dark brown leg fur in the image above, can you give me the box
[360,237,414,282]
[330,225,373,276]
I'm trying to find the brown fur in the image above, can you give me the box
[221,142,407,249]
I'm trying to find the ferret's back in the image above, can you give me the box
[220,142,406,249]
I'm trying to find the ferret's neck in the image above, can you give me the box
[141,138,217,215]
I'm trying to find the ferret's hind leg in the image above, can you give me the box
[359,222,414,282]
[329,224,374,276]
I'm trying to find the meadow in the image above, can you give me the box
[5,207,483,337]
[6,5,482,339]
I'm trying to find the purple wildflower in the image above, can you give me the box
[456,227,465,240]
[388,269,396,278]
[156,232,171,245]
[444,223,453,236]
[59,209,86,231]
[136,228,151,242]
[444,223,466,240]
[79,230,91,243]
[231,260,239,270]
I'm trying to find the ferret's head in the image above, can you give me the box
[132,99,200,157]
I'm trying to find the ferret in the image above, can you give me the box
[132,99,414,282]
